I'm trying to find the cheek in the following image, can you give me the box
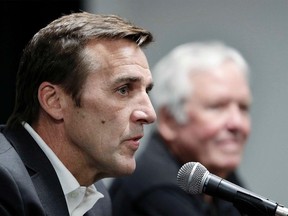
[183,116,221,142]
[180,120,223,156]
[243,119,251,136]
[200,125,221,142]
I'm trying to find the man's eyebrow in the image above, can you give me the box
[114,76,154,90]
[114,76,142,84]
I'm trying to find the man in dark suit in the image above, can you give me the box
[0,11,156,215]
[109,41,252,216]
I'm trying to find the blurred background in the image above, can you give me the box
[1,0,288,207]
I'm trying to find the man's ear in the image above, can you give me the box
[157,107,178,142]
[38,81,64,120]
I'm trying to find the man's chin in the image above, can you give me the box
[221,158,241,171]
[209,157,242,177]
[117,161,136,176]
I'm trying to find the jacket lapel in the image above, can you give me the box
[3,125,69,216]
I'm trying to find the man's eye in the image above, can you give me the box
[117,85,129,95]
[240,104,250,113]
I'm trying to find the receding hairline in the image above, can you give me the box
[34,11,154,47]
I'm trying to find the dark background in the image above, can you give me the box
[0,0,83,124]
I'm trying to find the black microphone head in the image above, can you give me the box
[177,162,209,194]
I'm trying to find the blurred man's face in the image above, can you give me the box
[173,61,251,176]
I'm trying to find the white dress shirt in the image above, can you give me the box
[23,122,104,216]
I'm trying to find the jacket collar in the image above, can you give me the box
[3,124,69,216]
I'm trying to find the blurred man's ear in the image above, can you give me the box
[157,107,178,142]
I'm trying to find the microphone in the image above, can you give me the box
[177,162,288,216]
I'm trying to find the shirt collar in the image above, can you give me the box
[23,122,104,215]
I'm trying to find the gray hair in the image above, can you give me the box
[150,41,249,124]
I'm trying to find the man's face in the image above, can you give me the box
[174,61,251,175]
[62,39,156,178]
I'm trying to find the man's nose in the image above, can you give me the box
[131,95,157,125]
[226,105,247,130]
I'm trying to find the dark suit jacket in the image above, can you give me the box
[109,132,243,216]
[0,124,112,216]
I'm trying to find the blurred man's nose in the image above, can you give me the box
[226,104,247,130]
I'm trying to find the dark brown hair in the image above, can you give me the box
[7,11,153,128]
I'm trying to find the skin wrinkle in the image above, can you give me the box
[60,39,152,184]
[31,39,156,186]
